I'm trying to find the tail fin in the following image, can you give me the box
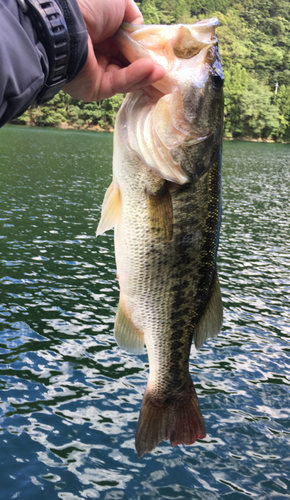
[135,381,206,458]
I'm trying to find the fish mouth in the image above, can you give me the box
[114,18,218,60]
[114,19,223,158]
[114,19,218,94]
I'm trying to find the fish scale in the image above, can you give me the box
[97,19,224,457]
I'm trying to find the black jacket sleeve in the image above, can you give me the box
[0,0,88,127]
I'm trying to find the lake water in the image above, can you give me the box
[0,125,290,500]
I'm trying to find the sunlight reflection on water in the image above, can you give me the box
[0,127,290,499]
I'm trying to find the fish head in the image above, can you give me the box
[114,19,224,142]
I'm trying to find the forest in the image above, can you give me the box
[12,0,290,142]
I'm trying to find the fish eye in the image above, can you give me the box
[212,72,224,90]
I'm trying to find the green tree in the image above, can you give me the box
[174,0,191,23]
[223,63,248,137]
[239,80,280,139]
[155,1,176,24]
[139,0,160,23]
[276,84,290,141]
[11,0,290,142]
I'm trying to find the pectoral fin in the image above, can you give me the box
[146,182,173,242]
[115,298,145,354]
[96,183,121,236]
[193,272,223,349]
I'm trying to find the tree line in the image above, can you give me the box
[12,0,290,142]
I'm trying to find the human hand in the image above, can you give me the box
[63,0,165,101]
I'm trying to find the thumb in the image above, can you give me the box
[124,0,144,24]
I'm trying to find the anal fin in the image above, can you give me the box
[114,298,145,354]
[193,271,223,350]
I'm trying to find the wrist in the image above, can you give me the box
[56,0,88,82]
[16,0,88,104]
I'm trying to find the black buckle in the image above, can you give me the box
[17,0,70,104]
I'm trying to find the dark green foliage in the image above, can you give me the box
[276,84,290,141]
[12,0,290,141]
[13,92,124,131]
[223,63,248,138]
[239,79,280,139]
[138,0,160,23]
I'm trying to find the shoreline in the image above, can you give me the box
[224,136,277,143]
[56,122,114,133]
[8,122,288,143]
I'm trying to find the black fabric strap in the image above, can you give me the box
[16,0,88,103]
[56,0,83,82]
[17,0,70,103]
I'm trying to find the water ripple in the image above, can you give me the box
[0,129,290,499]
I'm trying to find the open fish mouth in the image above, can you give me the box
[114,19,218,69]
[114,18,219,91]
[114,20,223,151]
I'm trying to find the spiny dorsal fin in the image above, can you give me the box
[193,272,223,350]
[96,183,121,236]
[115,298,145,354]
[146,182,173,242]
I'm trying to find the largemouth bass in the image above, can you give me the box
[97,19,224,457]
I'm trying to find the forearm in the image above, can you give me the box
[0,0,165,127]
[0,0,88,127]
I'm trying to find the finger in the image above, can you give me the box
[97,59,165,100]
[124,0,143,25]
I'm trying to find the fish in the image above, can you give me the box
[96,18,224,458]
